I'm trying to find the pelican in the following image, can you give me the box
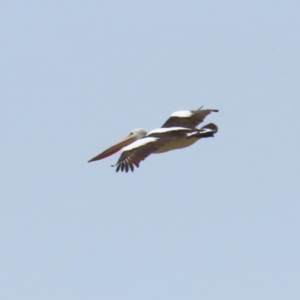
[88,106,219,172]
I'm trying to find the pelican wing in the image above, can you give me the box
[113,128,190,172]
[113,137,161,172]
[161,107,219,129]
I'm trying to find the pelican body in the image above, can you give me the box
[88,106,219,172]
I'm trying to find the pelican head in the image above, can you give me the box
[129,128,147,140]
[88,128,147,162]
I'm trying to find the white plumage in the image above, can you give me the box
[88,106,219,172]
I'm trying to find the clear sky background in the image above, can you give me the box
[1,1,299,299]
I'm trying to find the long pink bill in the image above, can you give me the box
[88,135,134,163]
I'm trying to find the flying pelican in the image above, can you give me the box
[88,106,219,172]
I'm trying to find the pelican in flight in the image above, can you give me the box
[88,106,219,172]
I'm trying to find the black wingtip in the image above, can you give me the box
[197,106,219,113]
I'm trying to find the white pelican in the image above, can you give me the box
[88,106,218,172]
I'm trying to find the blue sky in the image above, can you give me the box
[1,1,300,299]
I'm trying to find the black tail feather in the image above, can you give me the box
[200,123,218,131]
[186,123,218,139]
[198,123,218,138]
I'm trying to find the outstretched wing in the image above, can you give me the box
[112,137,167,172]
[112,128,190,172]
[161,106,219,129]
